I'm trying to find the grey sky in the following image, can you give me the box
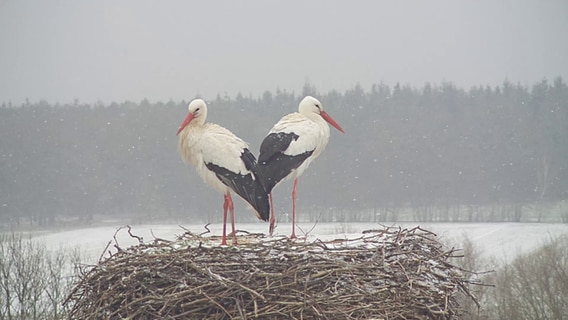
[1,0,567,105]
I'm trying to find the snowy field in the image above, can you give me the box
[33,222,567,266]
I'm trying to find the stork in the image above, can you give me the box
[258,96,344,238]
[177,99,270,245]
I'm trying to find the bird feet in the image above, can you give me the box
[226,231,238,245]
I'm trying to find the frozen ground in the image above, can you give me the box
[34,222,567,266]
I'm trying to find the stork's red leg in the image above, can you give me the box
[221,194,229,245]
[269,193,275,236]
[290,178,298,239]
[226,193,237,245]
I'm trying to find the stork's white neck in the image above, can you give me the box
[299,109,324,125]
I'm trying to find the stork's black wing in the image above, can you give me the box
[258,132,314,193]
[205,149,270,221]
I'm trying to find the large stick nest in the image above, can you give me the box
[65,226,479,319]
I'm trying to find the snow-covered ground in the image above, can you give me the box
[34,222,567,266]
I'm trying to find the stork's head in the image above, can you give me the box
[299,96,344,133]
[177,99,208,135]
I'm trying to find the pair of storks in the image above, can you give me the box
[177,96,344,245]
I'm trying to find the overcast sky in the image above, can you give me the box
[1,0,567,105]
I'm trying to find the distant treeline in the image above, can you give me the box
[1,78,567,225]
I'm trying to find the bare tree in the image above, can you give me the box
[487,235,568,319]
[448,236,494,319]
[0,232,83,319]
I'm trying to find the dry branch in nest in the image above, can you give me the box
[65,226,479,319]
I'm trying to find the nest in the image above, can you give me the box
[65,226,478,319]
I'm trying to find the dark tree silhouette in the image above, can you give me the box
[1,78,567,226]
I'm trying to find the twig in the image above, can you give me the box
[200,223,211,236]
[127,225,143,244]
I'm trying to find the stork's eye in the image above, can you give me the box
[315,104,321,109]
[195,108,200,112]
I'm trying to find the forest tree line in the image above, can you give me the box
[1,78,567,226]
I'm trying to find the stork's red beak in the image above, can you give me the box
[176,112,194,136]
[320,111,345,133]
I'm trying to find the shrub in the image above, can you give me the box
[487,235,568,320]
[0,232,82,320]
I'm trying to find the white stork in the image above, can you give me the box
[177,99,270,245]
[258,96,344,238]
